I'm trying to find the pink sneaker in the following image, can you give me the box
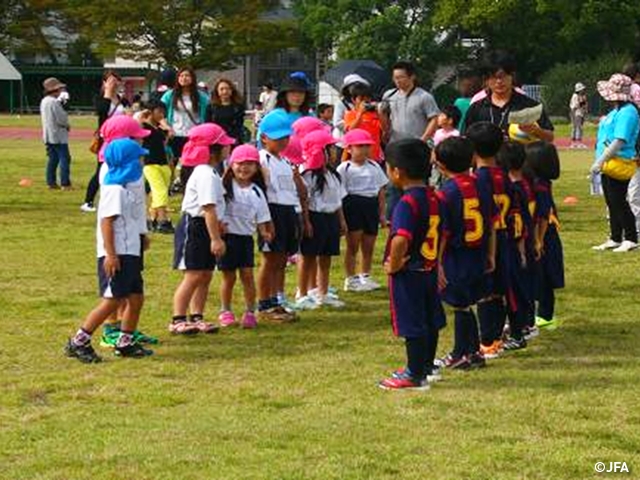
[168,321,199,335]
[241,311,257,329]
[218,311,237,328]
[193,319,220,334]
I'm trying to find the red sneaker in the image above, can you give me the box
[378,375,429,391]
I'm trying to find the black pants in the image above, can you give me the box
[84,160,102,205]
[602,174,637,243]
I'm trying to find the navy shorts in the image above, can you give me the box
[343,195,380,235]
[441,248,486,308]
[259,204,300,255]
[173,214,216,271]
[300,211,340,257]
[97,255,143,299]
[389,269,444,337]
[218,234,255,270]
[483,231,511,297]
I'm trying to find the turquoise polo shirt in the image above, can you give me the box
[596,103,640,160]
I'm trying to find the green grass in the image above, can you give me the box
[1,132,639,479]
[0,114,96,130]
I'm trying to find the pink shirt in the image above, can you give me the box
[433,128,460,146]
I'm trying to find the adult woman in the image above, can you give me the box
[80,70,127,212]
[161,67,209,187]
[569,82,588,148]
[464,50,554,144]
[591,74,640,253]
[205,78,245,146]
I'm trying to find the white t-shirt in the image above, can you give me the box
[98,165,148,235]
[96,184,143,258]
[223,180,271,236]
[260,150,300,207]
[259,90,278,113]
[302,170,347,213]
[181,164,225,218]
[336,160,388,197]
[173,95,197,137]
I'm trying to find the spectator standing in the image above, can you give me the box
[569,82,588,148]
[259,83,278,114]
[40,77,71,190]
[206,78,246,147]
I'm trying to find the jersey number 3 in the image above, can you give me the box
[421,215,440,263]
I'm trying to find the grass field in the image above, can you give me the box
[1,117,639,480]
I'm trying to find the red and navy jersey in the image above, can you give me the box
[534,178,560,230]
[386,186,440,272]
[474,166,521,240]
[511,178,536,246]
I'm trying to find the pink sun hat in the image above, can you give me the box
[597,74,633,102]
[98,115,150,162]
[292,116,330,137]
[301,129,337,171]
[343,128,375,147]
[181,123,235,167]
[229,144,260,164]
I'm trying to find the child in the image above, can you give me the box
[433,137,493,370]
[343,83,383,162]
[140,100,174,233]
[467,121,520,360]
[525,142,565,330]
[433,105,461,146]
[497,141,536,347]
[337,129,388,292]
[378,139,444,390]
[218,145,274,329]
[64,138,153,363]
[170,123,235,335]
[252,100,264,140]
[295,130,347,309]
[257,111,308,322]
[317,103,334,127]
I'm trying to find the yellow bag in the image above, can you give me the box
[601,157,637,181]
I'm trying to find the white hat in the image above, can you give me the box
[342,74,370,88]
[574,82,586,93]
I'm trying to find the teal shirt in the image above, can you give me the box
[454,97,471,132]
[596,103,640,161]
[160,89,210,129]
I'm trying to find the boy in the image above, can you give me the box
[379,139,444,390]
[64,138,153,363]
[434,137,493,370]
[317,103,334,127]
[466,122,521,359]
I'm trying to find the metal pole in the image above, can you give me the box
[9,80,13,113]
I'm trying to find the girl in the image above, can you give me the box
[170,123,235,335]
[343,83,383,162]
[337,129,388,292]
[161,67,210,189]
[295,130,347,309]
[525,142,564,331]
[257,111,308,322]
[218,145,274,329]
[206,78,246,147]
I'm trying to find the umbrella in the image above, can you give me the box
[322,60,392,100]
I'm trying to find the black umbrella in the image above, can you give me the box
[322,60,392,100]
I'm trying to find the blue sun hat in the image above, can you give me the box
[103,138,148,186]
[259,109,294,140]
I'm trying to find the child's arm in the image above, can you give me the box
[202,204,226,258]
[293,168,312,238]
[534,220,548,261]
[437,234,448,291]
[486,225,496,273]
[337,207,347,236]
[378,188,387,226]
[101,216,120,277]
[258,221,275,244]
[383,236,409,275]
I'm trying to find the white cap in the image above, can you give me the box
[575,82,586,92]
[342,74,370,88]
[197,81,207,89]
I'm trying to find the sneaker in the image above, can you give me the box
[379,372,429,391]
[156,220,175,234]
[147,219,157,232]
[436,353,471,370]
[258,306,298,323]
[218,311,237,328]
[343,276,368,292]
[48,184,61,190]
[592,239,621,251]
[294,295,319,310]
[99,330,119,348]
[316,294,345,308]
[612,240,638,252]
[469,352,487,369]
[523,325,540,340]
[359,274,381,291]
[392,366,442,383]
[132,329,159,345]
[80,202,96,213]
[193,319,220,334]
[480,340,503,360]
[168,320,200,335]
[64,340,102,364]
[535,316,557,330]
[241,311,258,329]
[503,336,527,351]
[114,342,154,358]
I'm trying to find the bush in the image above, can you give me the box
[540,54,631,117]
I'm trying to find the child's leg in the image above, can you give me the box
[190,272,213,316]
[477,295,504,345]
[405,336,430,380]
[360,234,377,275]
[220,270,237,312]
[344,231,362,278]
[316,256,331,296]
[239,268,256,311]
[425,325,439,371]
[537,281,555,321]
[118,294,144,343]
[78,298,123,337]
[273,253,287,298]
[173,271,209,317]
[297,255,317,297]
[258,253,280,308]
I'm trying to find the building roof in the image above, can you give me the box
[0,52,22,81]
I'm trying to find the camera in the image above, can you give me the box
[364,102,377,112]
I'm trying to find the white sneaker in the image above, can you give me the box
[359,274,381,291]
[294,295,319,310]
[592,239,621,251]
[612,240,638,252]
[310,288,341,301]
[343,276,367,292]
[80,202,96,213]
[316,295,345,308]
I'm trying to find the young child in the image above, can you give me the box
[337,129,388,292]
[140,100,174,233]
[497,141,536,348]
[467,121,520,360]
[378,139,444,390]
[218,145,274,329]
[525,142,565,330]
[170,123,235,335]
[257,111,308,322]
[343,83,383,163]
[433,137,493,370]
[317,103,334,128]
[64,138,153,363]
[295,130,347,309]
[433,105,461,147]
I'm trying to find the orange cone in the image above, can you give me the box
[563,196,578,205]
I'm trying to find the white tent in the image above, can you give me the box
[0,52,21,80]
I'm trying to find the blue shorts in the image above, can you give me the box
[97,255,143,299]
[259,204,300,255]
[173,214,216,271]
[441,248,486,308]
[389,269,445,338]
[506,248,535,313]
[343,195,380,235]
[300,211,340,257]
[483,231,511,297]
[218,234,255,270]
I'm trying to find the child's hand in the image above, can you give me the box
[262,231,274,243]
[534,242,543,261]
[485,255,496,274]
[437,264,447,292]
[303,219,313,238]
[339,219,347,236]
[210,238,226,258]
[103,254,120,278]
[142,235,151,251]
[379,216,387,228]
[383,260,393,275]
[384,256,409,275]
[219,222,228,235]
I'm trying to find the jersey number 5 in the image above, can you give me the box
[463,198,484,245]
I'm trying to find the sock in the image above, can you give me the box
[220,304,232,313]
[405,337,429,381]
[276,293,285,305]
[103,321,122,335]
[258,299,271,311]
[189,313,203,323]
[493,298,506,342]
[477,301,493,346]
[172,315,187,324]
[425,329,439,371]
[270,296,280,307]
[72,328,92,347]
[465,310,481,355]
[116,330,134,348]
[452,310,467,358]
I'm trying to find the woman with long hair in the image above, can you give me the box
[206,78,246,146]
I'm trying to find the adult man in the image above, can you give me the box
[40,77,71,190]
